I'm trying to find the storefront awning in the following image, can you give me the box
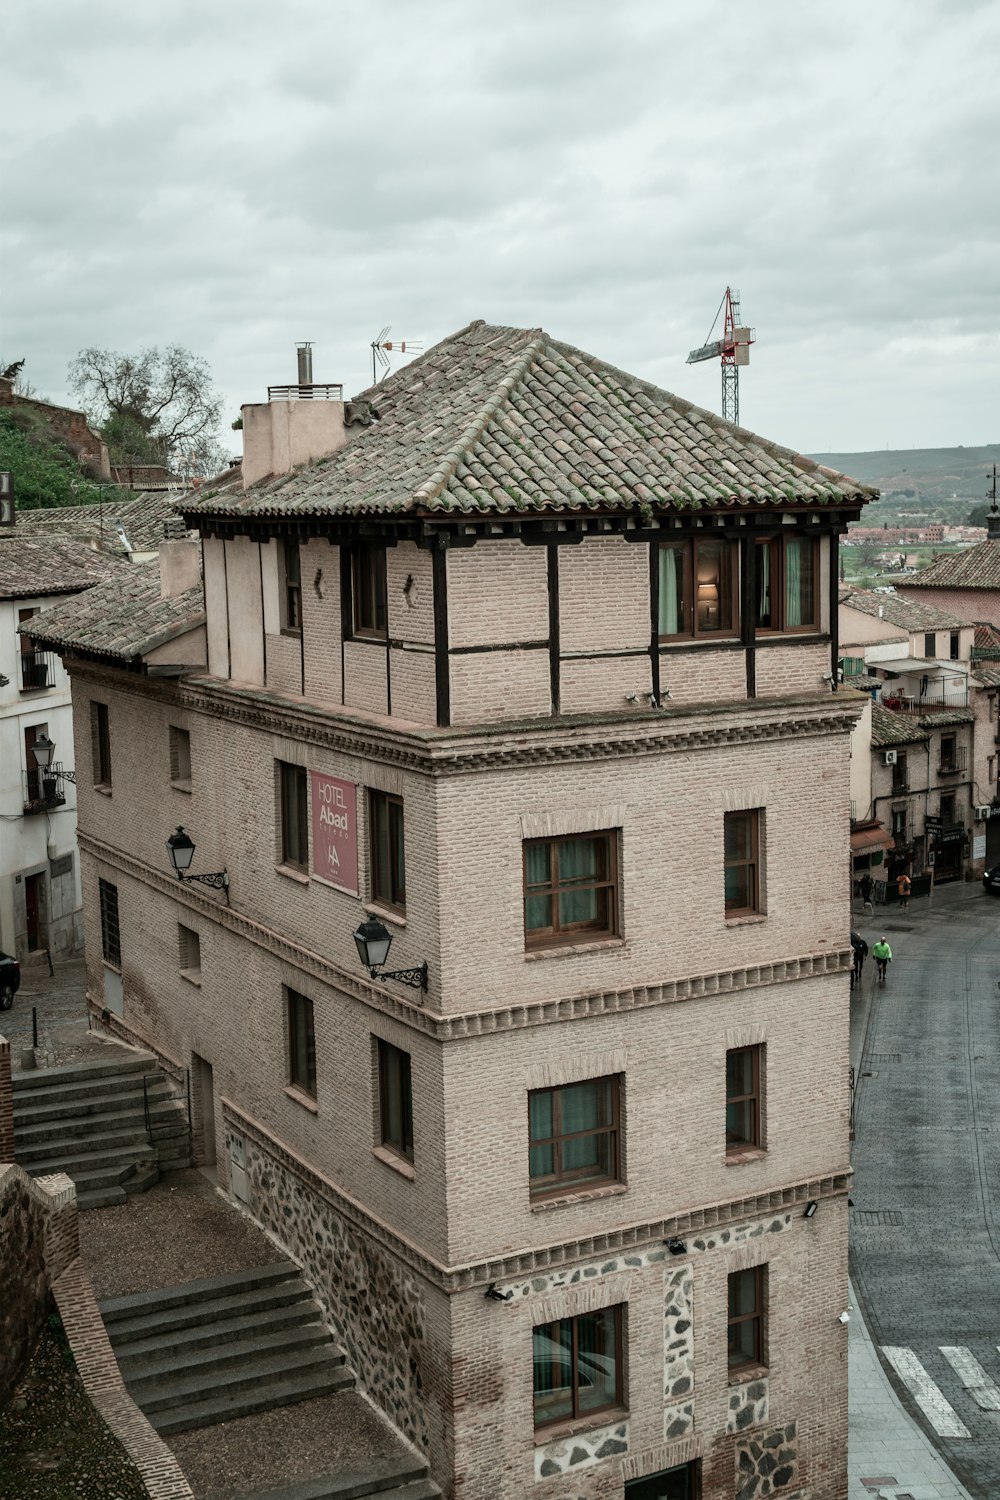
[850,825,894,856]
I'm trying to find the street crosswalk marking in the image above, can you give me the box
[882,1346,971,1437]
[941,1346,1000,1410]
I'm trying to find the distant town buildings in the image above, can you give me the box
[31,321,869,1499]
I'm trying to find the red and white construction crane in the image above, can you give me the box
[686,287,755,427]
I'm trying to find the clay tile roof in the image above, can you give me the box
[25,560,205,662]
[975,621,1000,652]
[0,536,129,600]
[840,585,969,632]
[870,702,930,747]
[188,320,875,523]
[905,539,1000,590]
[14,491,193,555]
[973,664,1000,688]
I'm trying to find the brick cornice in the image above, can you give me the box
[78,832,852,1042]
[66,660,861,779]
[223,1093,851,1294]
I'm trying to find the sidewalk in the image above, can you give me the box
[849,1278,974,1500]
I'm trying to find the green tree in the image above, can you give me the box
[68,345,223,472]
[967,503,993,527]
[0,408,115,509]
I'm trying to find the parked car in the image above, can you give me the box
[983,865,1000,896]
[0,950,20,1009]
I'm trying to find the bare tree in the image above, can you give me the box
[68,345,223,468]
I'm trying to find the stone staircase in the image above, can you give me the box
[12,1051,190,1208]
[99,1263,355,1435]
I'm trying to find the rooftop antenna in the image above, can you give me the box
[687,287,755,427]
[370,327,423,385]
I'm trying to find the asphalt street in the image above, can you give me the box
[851,878,1000,1499]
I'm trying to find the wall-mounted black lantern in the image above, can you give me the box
[29,732,76,791]
[352,915,428,991]
[166,826,229,900]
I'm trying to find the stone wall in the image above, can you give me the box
[0,377,110,478]
[0,1166,49,1406]
[232,1121,432,1455]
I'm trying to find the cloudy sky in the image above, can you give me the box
[3,0,998,459]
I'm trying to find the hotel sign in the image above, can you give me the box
[310,771,358,895]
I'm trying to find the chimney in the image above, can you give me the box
[159,538,201,599]
[241,342,346,488]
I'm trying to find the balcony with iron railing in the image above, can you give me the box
[879,689,970,714]
[22,764,67,815]
[19,648,58,693]
[938,746,968,775]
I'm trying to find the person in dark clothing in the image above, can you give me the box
[850,930,868,989]
[859,872,875,916]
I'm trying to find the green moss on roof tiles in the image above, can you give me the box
[189,320,874,525]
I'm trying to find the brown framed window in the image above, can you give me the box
[523,832,618,947]
[532,1305,624,1429]
[756,535,819,632]
[279,761,308,870]
[287,988,316,1098]
[891,751,907,792]
[377,1038,413,1160]
[728,1266,766,1374]
[924,632,936,658]
[529,1076,621,1197]
[99,878,121,969]
[726,1046,763,1154]
[370,790,405,912]
[91,701,112,788]
[281,539,302,634]
[352,542,388,638]
[658,538,738,640]
[891,806,907,838]
[724,810,761,917]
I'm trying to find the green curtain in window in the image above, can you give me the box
[529,1092,554,1178]
[659,546,683,634]
[557,837,599,926]
[525,843,551,931]
[561,1079,611,1175]
[785,539,803,627]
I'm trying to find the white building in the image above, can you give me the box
[0,537,127,958]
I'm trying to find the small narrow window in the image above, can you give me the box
[924,632,936,659]
[728,1266,766,1374]
[532,1306,624,1429]
[377,1038,413,1160]
[726,1046,763,1155]
[369,790,405,912]
[529,1076,621,1197]
[891,752,907,792]
[523,832,618,947]
[282,539,302,634]
[99,878,121,969]
[353,543,388,638]
[724,810,762,917]
[178,924,201,981]
[287,988,316,1098]
[950,631,960,661]
[169,726,192,787]
[91,702,112,788]
[23,722,47,804]
[278,761,308,870]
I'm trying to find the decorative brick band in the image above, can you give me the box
[221,1094,850,1294]
[68,661,858,779]
[52,1258,194,1500]
[78,831,851,1043]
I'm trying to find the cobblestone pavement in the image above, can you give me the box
[850,879,1000,1499]
[3,955,115,1071]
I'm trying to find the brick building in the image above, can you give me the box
[30,321,870,1499]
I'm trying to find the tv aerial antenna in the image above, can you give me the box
[370,327,423,385]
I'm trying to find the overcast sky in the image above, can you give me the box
[3,0,998,460]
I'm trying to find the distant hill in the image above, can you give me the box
[808,443,1000,521]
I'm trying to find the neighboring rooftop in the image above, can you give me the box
[0,537,130,600]
[870,702,930,747]
[840,585,969,633]
[14,491,192,555]
[24,560,204,662]
[901,537,1000,591]
[189,320,875,522]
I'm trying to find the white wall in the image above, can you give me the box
[0,596,83,958]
